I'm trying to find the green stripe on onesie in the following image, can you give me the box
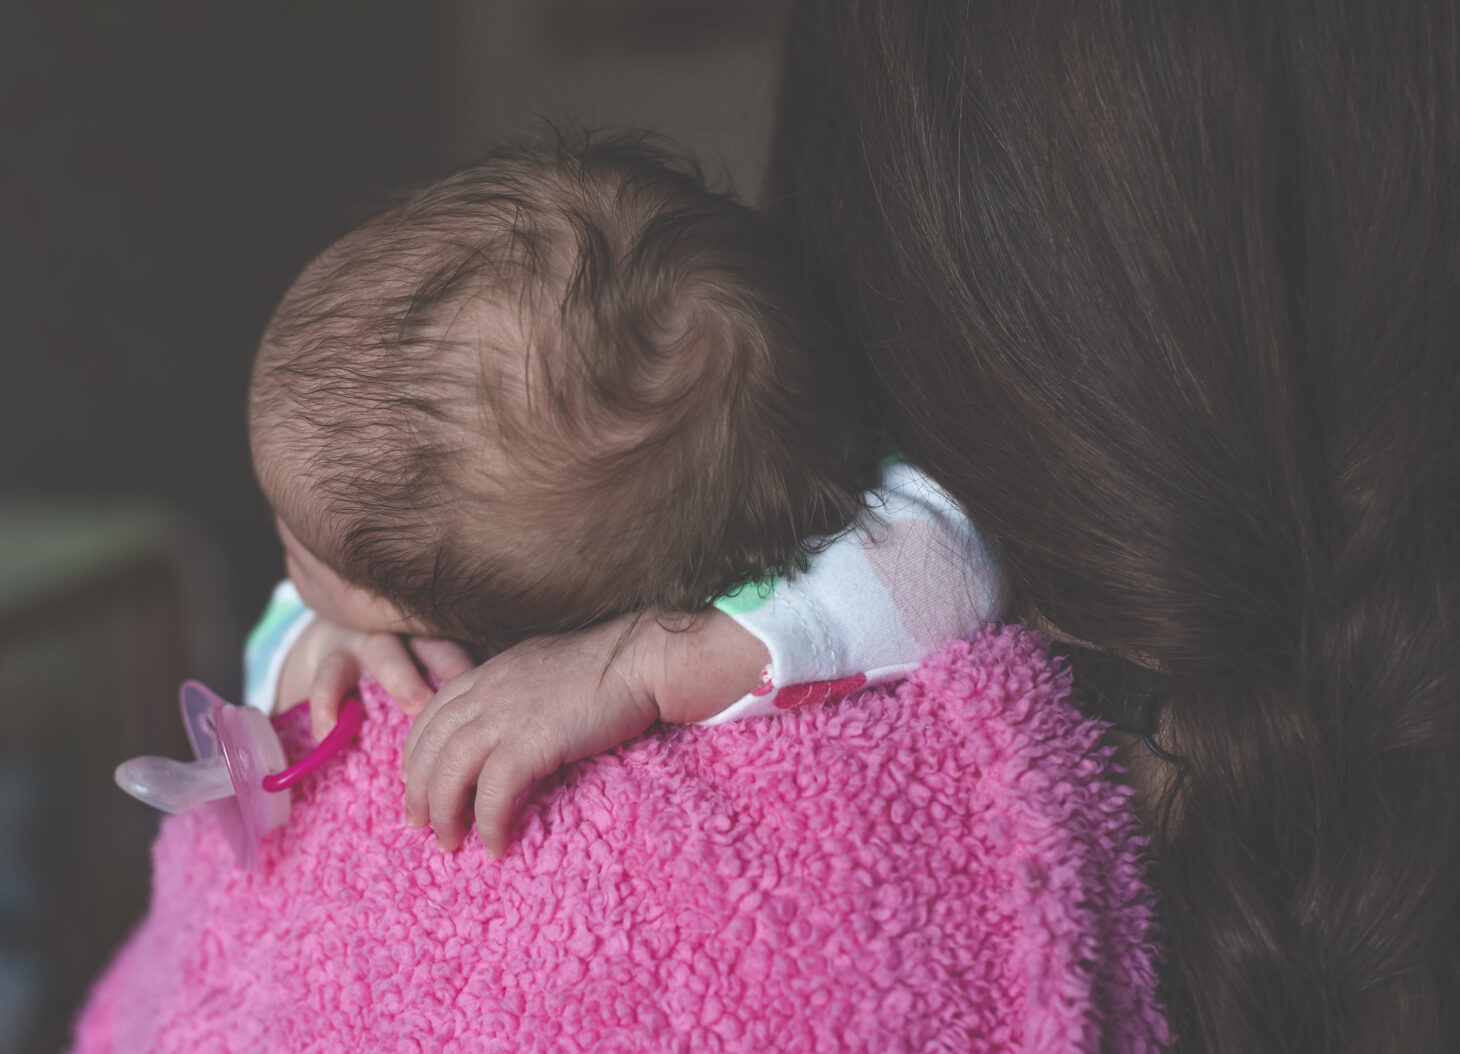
[712,569,781,617]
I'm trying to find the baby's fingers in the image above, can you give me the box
[422,721,499,852]
[473,744,545,858]
[360,633,432,714]
[403,696,484,826]
[309,650,361,743]
[408,637,476,693]
[402,668,480,778]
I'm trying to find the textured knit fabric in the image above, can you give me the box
[74,626,1169,1053]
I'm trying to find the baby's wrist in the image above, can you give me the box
[646,610,770,724]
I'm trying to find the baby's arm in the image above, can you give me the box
[400,611,768,856]
[244,583,767,855]
[402,461,1004,856]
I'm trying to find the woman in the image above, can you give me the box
[769,1,1459,1050]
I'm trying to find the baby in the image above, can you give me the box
[248,133,1001,855]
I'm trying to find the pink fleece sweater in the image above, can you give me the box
[73,626,1169,1052]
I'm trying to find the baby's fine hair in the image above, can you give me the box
[251,132,867,645]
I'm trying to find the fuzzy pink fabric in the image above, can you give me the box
[73,626,1168,1052]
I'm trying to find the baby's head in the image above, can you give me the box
[250,133,866,647]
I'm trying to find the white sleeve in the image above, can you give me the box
[703,461,1004,724]
[241,579,316,715]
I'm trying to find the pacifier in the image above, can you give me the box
[115,680,365,871]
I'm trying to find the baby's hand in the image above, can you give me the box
[400,609,769,856]
[278,617,475,742]
[400,615,660,856]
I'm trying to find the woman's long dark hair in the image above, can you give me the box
[768,1,1460,1049]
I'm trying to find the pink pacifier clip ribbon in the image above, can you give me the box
[261,696,366,793]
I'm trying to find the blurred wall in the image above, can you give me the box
[1,3,451,640]
[440,0,784,196]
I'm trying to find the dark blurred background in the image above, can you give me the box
[0,2,785,1048]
